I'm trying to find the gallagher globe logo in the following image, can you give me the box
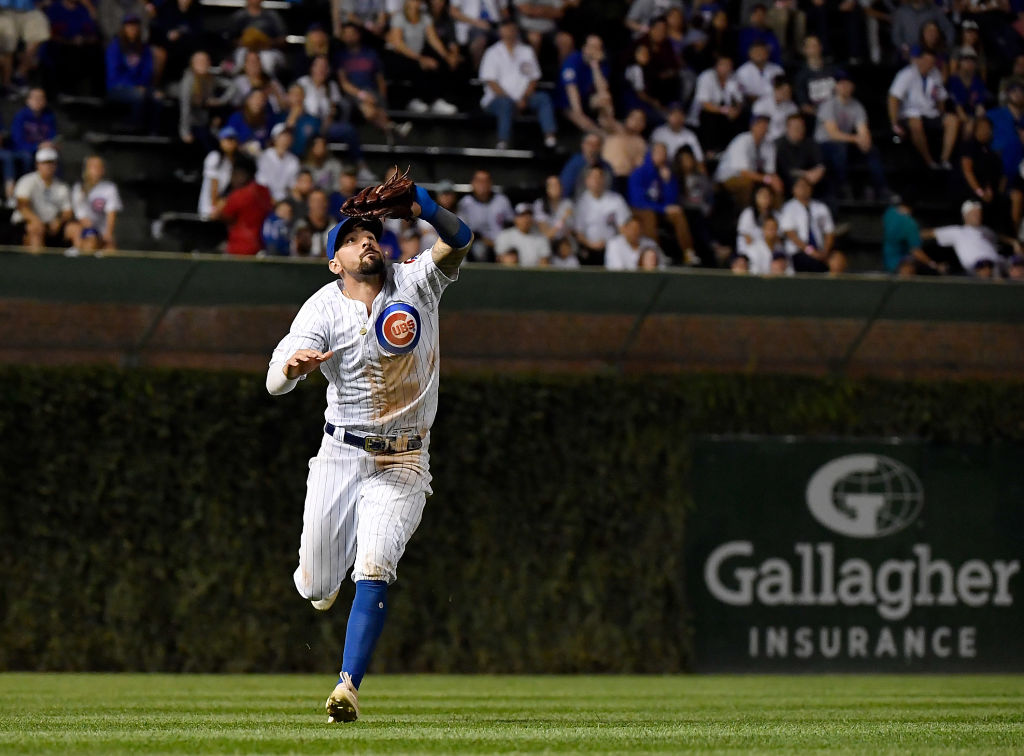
[375,302,421,355]
[806,454,924,538]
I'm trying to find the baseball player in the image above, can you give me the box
[266,177,473,723]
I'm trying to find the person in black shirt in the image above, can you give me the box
[960,115,1012,233]
[774,112,824,196]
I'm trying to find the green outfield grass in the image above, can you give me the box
[1,674,1023,754]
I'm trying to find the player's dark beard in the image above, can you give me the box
[357,253,385,275]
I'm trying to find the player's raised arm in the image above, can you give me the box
[412,185,473,276]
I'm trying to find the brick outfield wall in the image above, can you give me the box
[1,299,1023,379]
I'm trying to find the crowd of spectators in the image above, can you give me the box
[1,0,1024,279]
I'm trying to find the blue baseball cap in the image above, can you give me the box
[218,125,239,140]
[326,215,384,258]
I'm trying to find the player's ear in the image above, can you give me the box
[328,256,342,275]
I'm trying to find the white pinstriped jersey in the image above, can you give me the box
[270,251,457,436]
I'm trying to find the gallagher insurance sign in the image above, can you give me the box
[686,438,1024,672]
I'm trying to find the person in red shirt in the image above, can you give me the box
[210,155,273,255]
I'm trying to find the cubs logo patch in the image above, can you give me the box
[375,302,421,354]
[403,255,419,264]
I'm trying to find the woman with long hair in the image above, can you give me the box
[532,174,574,243]
[198,126,240,219]
[227,49,286,112]
[736,183,779,259]
[179,50,229,153]
[71,155,122,249]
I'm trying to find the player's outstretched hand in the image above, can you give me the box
[283,349,334,379]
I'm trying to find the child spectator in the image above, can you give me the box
[1,87,56,200]
[198,126,239,219]
[71,155,121,249]
[209,155,273,256]
[106,14,162,134]
[261,198,293,256]
[733,215,787,275]
[549,235,581,268]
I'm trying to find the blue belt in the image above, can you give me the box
[325,422,423,453]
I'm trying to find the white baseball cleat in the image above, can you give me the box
[325,672,360,723]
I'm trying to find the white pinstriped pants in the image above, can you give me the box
[292,432,432,601]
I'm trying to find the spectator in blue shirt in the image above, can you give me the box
[1,86,56,199]
[560,132,613,199]
[41,0,102,96]
[555,34,614,134]
[986,81,1024,181]
[737,4,782,66]
[627,142,694,262]
[948,46,992,129]
[225,89,276,151]
[261,199,293,255]
[0,0,51,91]
[334,21,404,139]
[105,14,162,133]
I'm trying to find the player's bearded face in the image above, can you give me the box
[336,228,385,276]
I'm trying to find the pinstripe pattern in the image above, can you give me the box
[272,252,456,598]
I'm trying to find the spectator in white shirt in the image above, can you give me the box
[736,182,780,258]
[714,113,783,208]
[256,123,301,201]
[752,75,797,143]
[12,147,73,250]
[735,40,784,103]
[456,168,514,261]
[780,175,846,273]
[495,202,551,266]
[605,214,666,270]
[887,46,959,169]
[199,127,240,219]
[573,164,631,264]
[549,236,581,268]
[921,199,1021,276]
[689,55,745,153]
[452,0,505,67]
[732,215,789,275]
[478,18,557,149]
[650,102,704,169]
[71,156,122,250]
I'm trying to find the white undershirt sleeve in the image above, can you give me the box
[266,364,300,395]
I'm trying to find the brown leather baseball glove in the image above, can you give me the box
[341,166,416,219]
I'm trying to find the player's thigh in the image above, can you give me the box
[294,437,362,600]
[352,453,432,584]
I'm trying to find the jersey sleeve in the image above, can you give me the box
[269,293,331,367]
[394,250,458,310]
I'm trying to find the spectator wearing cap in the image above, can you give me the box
[780,175,846,273]
[228,0,286,76]
[921,199,1020,275]
[604,215,666,270]
[256,122,300,201]
[0,0,50,92]
[478,18,557,149]
[947,46,992,133]
[689,55,745,154]
[71,155,121,249]
[573,164,631,264]
[494,202,551,266]
[738,4,782,65]
[105,13,162,134]
[386,0,460,115]
[753,75,797,143]
[882,193,943,273]
[887,46,959,169]
[178,51,230,155]
[627,141,695,263]
[1,87,56,200]
[774,112,824,197]
[793,35,837,121]
[199,125,239,219]
[714,112,782,209]
[11,146,72,250]
[457,168,514,261]
[734,40,784,103]
[555,33,614,134]
[891,0,954,61]
[733,215,788,275]
[816,71,888,201]
[209,154,273,255]
[650,102,704,171]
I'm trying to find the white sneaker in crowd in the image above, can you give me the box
[430,98,458,115]
[406,98,429,113]
[394,121,413,137]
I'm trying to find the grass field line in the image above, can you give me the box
[1,674,1023,754]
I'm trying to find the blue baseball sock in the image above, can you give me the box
[340,579,388,689]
